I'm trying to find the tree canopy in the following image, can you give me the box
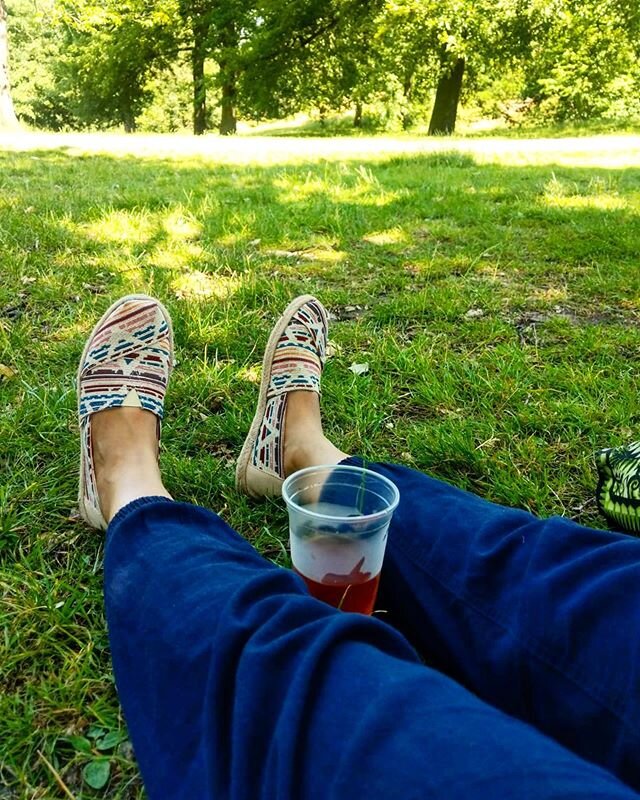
[1,0,19,127]
[3,0,640,134]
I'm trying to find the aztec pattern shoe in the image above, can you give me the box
[77,295,174,530]
[236,295,328,498]
[596,440,640,534]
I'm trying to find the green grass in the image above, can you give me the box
[1,132,639,798]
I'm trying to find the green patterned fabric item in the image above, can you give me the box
[595,441,640,534]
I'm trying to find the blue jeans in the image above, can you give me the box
[104,458,640,799]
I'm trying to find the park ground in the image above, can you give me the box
[1,130,639,797]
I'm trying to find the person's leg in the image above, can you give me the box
[280,393,640,791]
[87,390,635,799]
[352,458,640,790]
[87,295,639,798]
[91,406,171,518]
[103,470,638,800]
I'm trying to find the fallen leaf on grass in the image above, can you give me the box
[0,364,17,380]
[299,247,344,263]
[326,340,341,358]
[265,248,300,259]
[329,305,367,322]
[349,362,369,375]
[82,282,106,294]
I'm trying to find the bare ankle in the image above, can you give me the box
[283,392,348,475]
[284,435,348,475]
[91,406,167,522]
[92,408,157,464]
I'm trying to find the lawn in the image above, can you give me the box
[1,131,639,798]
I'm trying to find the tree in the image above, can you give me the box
[7,0,640,134]
[55,0,179,131]
[373,0,539,135]
[423,1,526,135]
[372,0,440,129]
[523,0,640,120]
[210,2,243,135]
[113,0,249,136]
[4,0,70,130]
[0,0,19,128]
[178,0,210,134]
[237,0,384,123]
[428,53,465,134]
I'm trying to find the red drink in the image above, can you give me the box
[294,558,381,615]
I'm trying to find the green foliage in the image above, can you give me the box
[136,60,193,132]
[7,0,182,130]
[6,0,67,128]
[5,0,640,131]
[238,0,384,118]
[56,0,181,130]
[525,0,640,121]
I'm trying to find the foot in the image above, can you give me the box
[282,390,348,476]
[91,407,171,524]
[236,295,348,498]
[78,295,174,529]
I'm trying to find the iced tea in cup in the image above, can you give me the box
[282,465,400,614]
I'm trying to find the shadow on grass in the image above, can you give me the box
[1,144,638,489]
[1,146,638,320]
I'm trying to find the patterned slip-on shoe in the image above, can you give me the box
[236,295,328,498]
[596,441,640,534]
[77,294,174,530]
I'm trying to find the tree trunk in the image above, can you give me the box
[428,56,465,135]
[192,21,207,135]
[401,71,413,130]
[122,107,136,133]
[353,101,363,128]
[0,0,19,130]
[219,75,236,135]
[217,17,238,136]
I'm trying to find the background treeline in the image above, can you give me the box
[4,0,640,135]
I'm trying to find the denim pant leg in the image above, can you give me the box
[351,458,640,791]
[104,496,638,800]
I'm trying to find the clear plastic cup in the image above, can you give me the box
[282,465,400,614]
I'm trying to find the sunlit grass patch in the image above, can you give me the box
[3,130,640,168]
[541,173,630,211]
[170,270,242,300]
[82,210,158,244]
[362,229,409,245]
[545,194,628,211]
[151,241,206,271]
[162,210,203,240]
[236,364,262,384]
